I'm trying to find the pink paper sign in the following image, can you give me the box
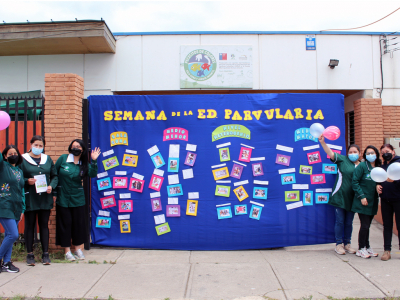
[163,127,189,141]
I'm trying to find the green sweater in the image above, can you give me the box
[0,155,25,220]
[20,153,58,211]
[54,154,98,208]
[351,161,379,216]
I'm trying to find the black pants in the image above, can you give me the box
[358,213,374,249]
[381,198,400,251]
[56,205,86,247]
[24,210,51,253]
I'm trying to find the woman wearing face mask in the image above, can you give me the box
[54,139,100,261]
[0,145,24,273]
[319,135,360,255]
[352,145,381,259]
[20,136,58,266]
[376,144,400,261]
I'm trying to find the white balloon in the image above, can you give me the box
[310,123,325,139]
[370,167,388,183]
[387,162,400,180]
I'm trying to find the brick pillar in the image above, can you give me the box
[353,98,384,154]
[44,73,84,252]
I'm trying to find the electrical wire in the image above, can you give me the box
[321,6,400,31]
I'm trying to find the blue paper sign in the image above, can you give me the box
[306,35,316,50]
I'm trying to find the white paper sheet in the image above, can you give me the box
[147,145,159,156]
[168,198,179,204]
[250,157,265,161]
[34,174,48,193]
[132,173,144,180]
[250,201,264,207]
[216,142,231,148]
[211,163,226,169]
[168,174,180,185]
[154,214,166,225]
[188,192,199,199]
[240,143,255,149]
[153,169,164,177]
[232,160,247,167]
[316,188,333,193]
[182,169,194,179]
[303,145,320,151]
[253,180,269,185]
[104,190,115,196]
[186,144,197,151]
[292,184,309,189]
[327,144,342,150]
[276,144,294,153]
[278,168,296,174]
[97,171,108,178]
[216,203,231,207]
[98,210,110,217]
[216,180,231,183]
[102,149,114,157]
[118,214,130,220]
[169,144,180,158]
[119,193,131,199]
[150,192,160,198]
[125,149,137,154]
[286,201,304,210]
[234,180,249,186]
[115,171,127,175]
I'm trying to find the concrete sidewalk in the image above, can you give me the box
[0,218,399,300]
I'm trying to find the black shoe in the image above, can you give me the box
[26,253,35,266]
[2,261,19,273]
[42,253,51,265]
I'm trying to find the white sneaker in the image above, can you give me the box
[356,248,371,259]
[74,249,85,260]
[344,244,357,254]
[335,244,345,255]
[366,247,379,257]
[65,251,76,261]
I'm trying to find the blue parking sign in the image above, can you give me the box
[306,35,316,50]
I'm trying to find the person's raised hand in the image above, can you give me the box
[91,147,101,160]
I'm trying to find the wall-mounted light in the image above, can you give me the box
[328,59,339,69]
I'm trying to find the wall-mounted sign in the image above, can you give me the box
[306,35,316,50]
[180,45,253,89]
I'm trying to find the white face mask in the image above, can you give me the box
[31,147,43,155]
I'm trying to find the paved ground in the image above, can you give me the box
[0,217,399,300]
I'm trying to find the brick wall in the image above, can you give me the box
[354,98,384,154]
[44,73,84,251]
[382,106,400,137]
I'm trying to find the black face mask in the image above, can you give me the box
[382,152,393,162]
[71,148,82,156]
[7,155,19,164]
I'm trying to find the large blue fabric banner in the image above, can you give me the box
[88,93,345,250]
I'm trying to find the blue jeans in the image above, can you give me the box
[0,218,19,263]
[335,208,355,245]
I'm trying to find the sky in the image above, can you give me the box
[0,0,399,33]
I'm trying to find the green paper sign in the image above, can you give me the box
[212,124,251,142]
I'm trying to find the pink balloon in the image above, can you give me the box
[323,126,340,140]
[0,111,11,130]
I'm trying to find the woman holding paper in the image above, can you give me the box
[319,135,360,255]
[20,136,58,266]
[352,145,380,259]
[54,139,100,261]
[0,145,24,273]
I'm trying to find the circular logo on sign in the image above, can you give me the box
[184,50,217,81]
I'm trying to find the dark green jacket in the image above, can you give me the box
[55,154,97,208]
[328,153,358,211]
[351,161,379,216]
[20,153,58,211]
[0,155,25,220]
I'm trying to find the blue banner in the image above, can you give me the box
[89,93,345,250]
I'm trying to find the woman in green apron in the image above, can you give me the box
[319,135,360,255]
[352,145,380,259]
[20,135,58,266]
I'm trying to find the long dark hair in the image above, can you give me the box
[347,144,360,153]
[68,139,88,177]
[2,145,23,165]
[29,135,46,153]
[363,145,381,167]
